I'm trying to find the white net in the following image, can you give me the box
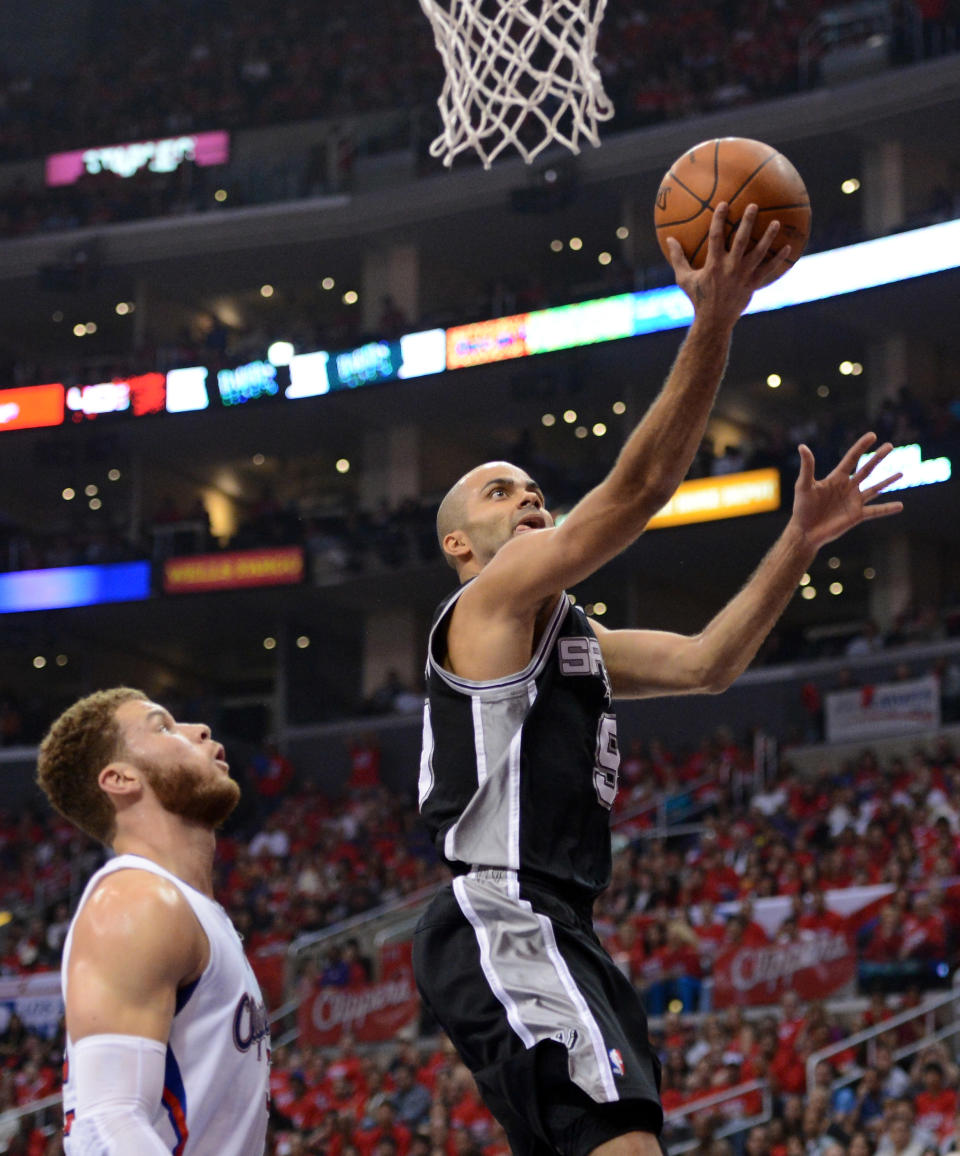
[418,0,614,169]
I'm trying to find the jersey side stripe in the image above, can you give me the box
[452,875,536,1048]
[472,695,489,786]
[418,701,435,806]
[529,907,618,1101]
[162,1046,189,1156]
[458,872,620,1103]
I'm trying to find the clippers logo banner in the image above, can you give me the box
[163,547,305,594]
[298,942,420,1046]
[712,930,855,1007]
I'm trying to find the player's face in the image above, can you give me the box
[113,698,240,826]
[460,463,553,565]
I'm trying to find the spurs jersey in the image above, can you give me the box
[61,854,270,1156]
[419,585,621,899]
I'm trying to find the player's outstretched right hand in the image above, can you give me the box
[666,202,792,330]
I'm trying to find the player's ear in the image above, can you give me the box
[443,530,471,562]
[98,761,142,798]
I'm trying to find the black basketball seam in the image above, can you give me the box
[724,149,778,209]
[656,139,722,227]
[659,142,809,267]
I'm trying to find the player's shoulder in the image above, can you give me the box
[75,866,200,952]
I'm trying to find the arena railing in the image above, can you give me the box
[664,1080,772,1153]
[805,982,960,1092]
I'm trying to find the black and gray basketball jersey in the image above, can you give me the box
[418,584,621,899]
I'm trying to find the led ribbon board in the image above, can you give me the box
[442,218,960,369]
[0,384,65,432]
[856,443,951,491]
[285,330,446,398]
[0,562,151,613]
[163,547,305,593]
[46,131,230,187]
[646,468,781,529]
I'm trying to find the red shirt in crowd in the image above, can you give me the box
[915,1087,958,1141]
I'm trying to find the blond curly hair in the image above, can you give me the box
[36,687,147,844]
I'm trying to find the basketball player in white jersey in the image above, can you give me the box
[36,688,270,1155]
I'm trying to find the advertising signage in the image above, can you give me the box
[163,547,305,594]
[285,330,446,399]
[45,131,230,187]
[646,469,781,529]
[0,562,151,614]
[0,384,65,433]
[0,219,958,433]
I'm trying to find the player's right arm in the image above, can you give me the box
[471,205,791,610]
[65,870,207,1154]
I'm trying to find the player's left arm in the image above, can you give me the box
[592,433,904,698]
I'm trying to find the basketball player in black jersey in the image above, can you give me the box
[414,204,903,1156]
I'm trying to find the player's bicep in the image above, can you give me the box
[591,620,712,698]
[66,876,201,1043]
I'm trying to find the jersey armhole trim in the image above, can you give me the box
[428,590,569,694]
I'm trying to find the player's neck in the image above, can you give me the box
[113,817,218,897]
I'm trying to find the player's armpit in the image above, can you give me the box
[590,619,721,699]
[66,870,207,1045]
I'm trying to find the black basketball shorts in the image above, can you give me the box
[413,871,663,1156]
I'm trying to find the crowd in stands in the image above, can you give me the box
[0,0,958,238]
[3,716,960,1149]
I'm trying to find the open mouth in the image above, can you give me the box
[513,514,546,534]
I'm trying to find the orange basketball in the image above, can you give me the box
[654,137,811,280]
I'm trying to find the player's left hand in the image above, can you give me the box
[791,432,904,550]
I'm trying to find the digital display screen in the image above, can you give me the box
[0,562,151,613]
[856,443,951,491]
[46,131,230,187]
[0,384,65,432]
[286,351,330,399]
[66,381,130,420]
[526,295,635,354]
[165,367,209,413]
[285,330,447,399]
[646,469,781,529]
[163,547,304,593]
[446,314,529,370]
[333,341,399,389]
[397,329,447,378]
[216,361,278,407]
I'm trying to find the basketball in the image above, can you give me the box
[654,137,811,280]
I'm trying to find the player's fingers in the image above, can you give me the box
[797,443,815,487]
[839,432,878,477]
[861,499,904,520]
[755,245,792,288]
[705,202,729,261]
[744,217,780,271]
[728,203,759,260]
[664,236,690,274]
[852,440,894,485]
[861,472,902,500]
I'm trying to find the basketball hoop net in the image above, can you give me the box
[418,0,614,169]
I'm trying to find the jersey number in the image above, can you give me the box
[593,713,620,809]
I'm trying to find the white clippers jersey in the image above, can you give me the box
[61,854,270,1156]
